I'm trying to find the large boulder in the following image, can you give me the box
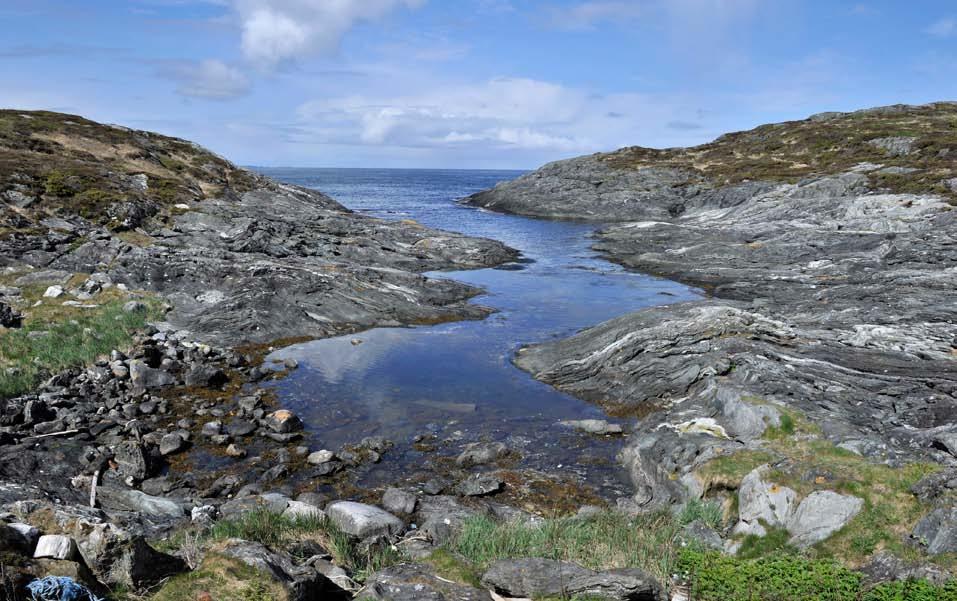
[112,441,151,480]
[326,501,403,538]
[481,558,662,601]
[34,535,79,560]
[733,465,796,537]
[215,539,347,601]
[363,562,492,601]
[786,491,863,547]
[128,360,176,391]
[95,486,186,518]
[911,506,957,555]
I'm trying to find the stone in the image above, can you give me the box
[159,432,186,455]
[43,285,64,298]
[185,364,227,388]
[0,301,22,328]
[216,539,346,601]
[733,465,796,537]
[364,562,492,601]
[382,488,417,515]
[456,441,509,467]
[113,441,150,480]
[34,534,78,560]
[192,505,218,526]
[786,490,863,547]
[227,418,257,437]
[481,558,661,600]
[128,360,176,391]
[225,443,246,458]
[911,506,957,555]
[560,419,624,435]
[96,486,186,518]
[681,520,723,551]
[8,522,40,553]
[201,420,223,437]
[282,500,325,520]
[264,409,303,433]
[122,301,146,313]
[307,449,335,465]
[326,501,403,538]
[456,474,504,497]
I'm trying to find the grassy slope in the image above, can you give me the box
[602,102,957,201]
[0,109,262,230]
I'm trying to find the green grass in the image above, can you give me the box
[0,286,162,398]
[150,553,286,601]
[679,498,725,530]
[679,549,957,601]
[450,510,683,585]
[205,509,398,583]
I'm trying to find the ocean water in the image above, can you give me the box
[253,168,700,494]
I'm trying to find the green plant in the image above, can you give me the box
[679,499,724,530]
[736,526,797,560]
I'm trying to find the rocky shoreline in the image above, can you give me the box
[468,103,957,574]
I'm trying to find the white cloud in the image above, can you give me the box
[547,1,644,30]
[170,59,250,99]
[927,17,957,38]
[231,0,425,69]
[293,76,694,157]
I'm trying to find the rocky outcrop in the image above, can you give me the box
[1,111,518,348]
[467,104,957,514]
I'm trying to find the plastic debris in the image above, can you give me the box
[26,576,103,601]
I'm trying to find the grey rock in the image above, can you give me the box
[456,441,509,467]
[364,562,492,601]
[733,465,797,538]
[912,506,957,554]
[456,473,504,497]
[560,419,623,435]
[34,534,78,560]
[217,539,345,601]
[0,301,21,328]
[307,449,335,465]
[282,500,325,520]
[868,136,918,156]
[481,558,662,600]
[264,409,303,433]
[8,522,40,553]
[786,491,863,547]
[128,360,175,391]
[113,441,150,480]
[159,432,186,456]
[96,486,186,518]
[681,520,723,551]
[382,488,417,515]
[326,501,403,538]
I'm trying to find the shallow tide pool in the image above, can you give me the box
[255,168,700,496]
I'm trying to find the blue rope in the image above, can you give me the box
[25,576,103,601]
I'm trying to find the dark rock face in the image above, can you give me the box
[364,562,492,601]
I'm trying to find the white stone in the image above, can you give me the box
[326,501,403,538]
[34,534,77,560]
[282,500,325,520]
[43,285,64,298]
[307,450,335,465]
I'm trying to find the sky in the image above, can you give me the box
[0,1,955,169]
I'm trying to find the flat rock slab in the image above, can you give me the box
[96,486,186,518]
[364,562,492,601]
[911,506,957,555]
[481,558,661,601]
[34,534,78,560]
[326,501,403,538]
[787,490,863,547]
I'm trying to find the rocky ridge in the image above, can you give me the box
[468,103,957,571]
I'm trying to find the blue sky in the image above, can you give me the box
[1,1,955,168]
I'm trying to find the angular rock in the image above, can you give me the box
[456,474,504,497]
[216,539,347,601]
[307,449,335,465]
[382,488,417,515]
[128,360,175,391]
[733,465,797,538]
[159,432,186,456]
[282,500,325,520]
[264,409,303,434]
[34,534,78,560]
[326,501,403,538]
[364,562,492,601]
[456,441,509,467]
[113,441,150,480]
[96,486,186,518]
[911,506,957,555]
[481,558,661,601]
[786,490,863,547]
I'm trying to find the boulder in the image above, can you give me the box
[184,364,227,388]
[128,360,176,391]
[364,562,492,601]
[307,449,335,465]
[34,535,78,560]
[0,301,22,328]
[456,441,509,467]
[282,500,325,520]
[911,506,957,555]
[159,432,186,456]
[382,488,417,515]
[786,490,863,547]
[264,409,303,433]
[96,486,185,518]
[216,539,347,601]
[733,465,796,537]
[560,419,624,435]
[113,441,150,480]
[456,474,504,497]
[326,501,403,538]
[481,558,662,600]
